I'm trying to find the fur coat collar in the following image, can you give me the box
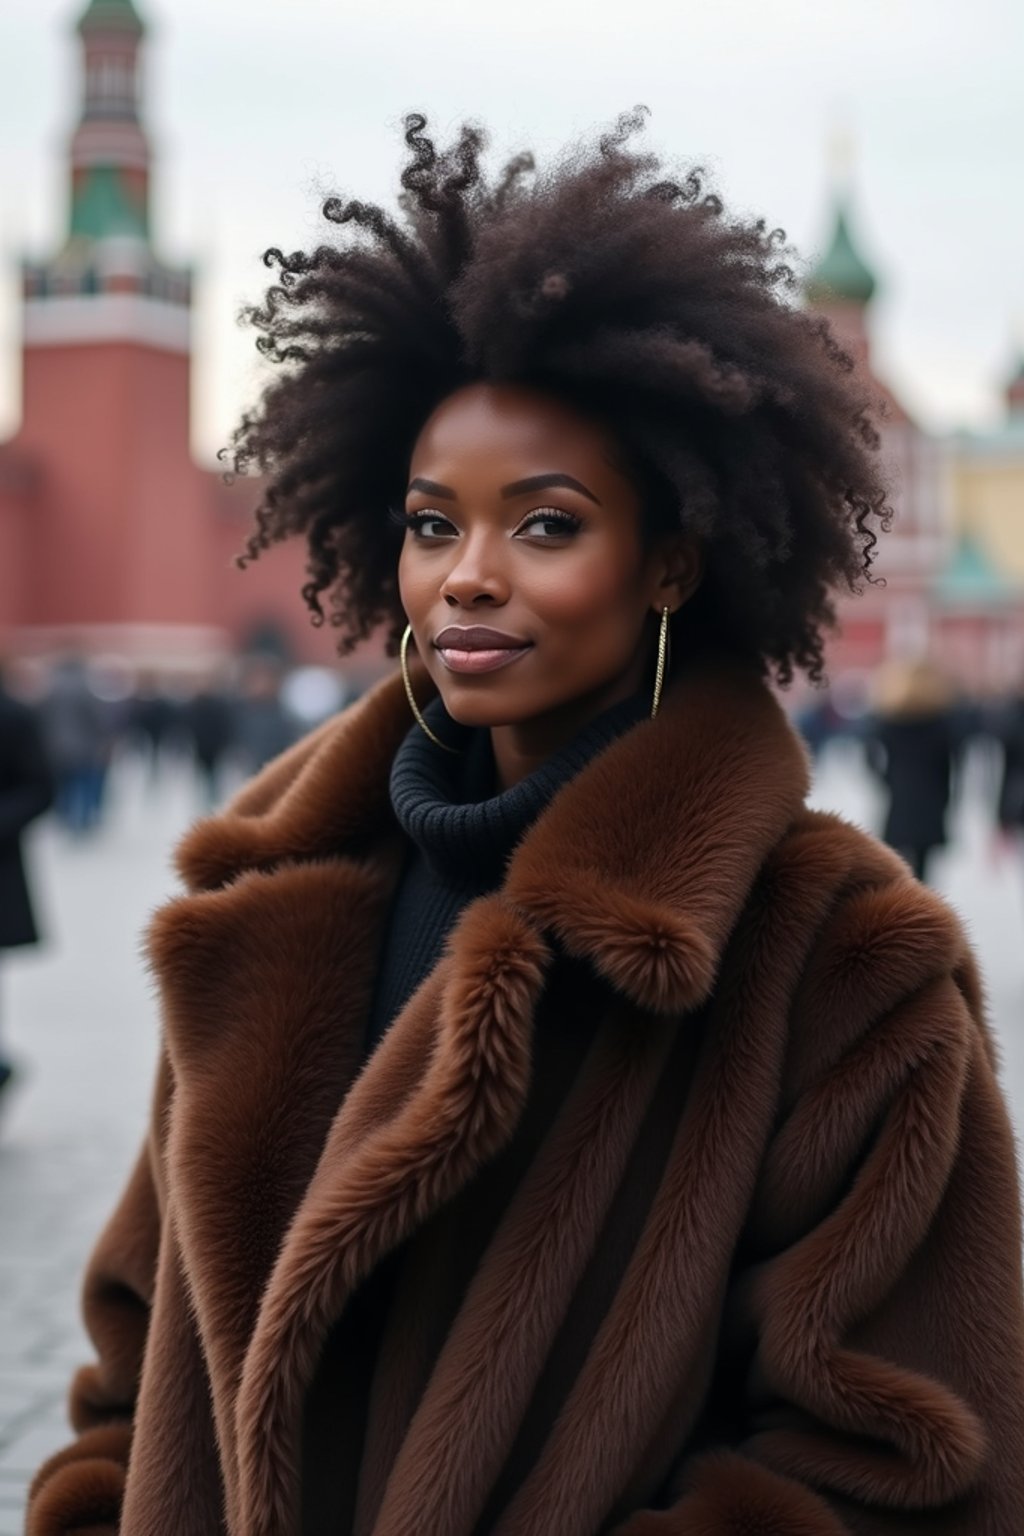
[176,656,811,1012]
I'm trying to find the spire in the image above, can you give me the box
[20,0,190,316]
[68,0,150,242]
[805,130,879,308]
[806,198,878,307]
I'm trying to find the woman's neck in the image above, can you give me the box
[489,654,648,790]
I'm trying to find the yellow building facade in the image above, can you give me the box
[950,363,1024,580]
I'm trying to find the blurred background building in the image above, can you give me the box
[803,176,1024,704]
[0,0,321,673]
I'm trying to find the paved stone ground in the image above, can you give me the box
[2,738,1024,1534]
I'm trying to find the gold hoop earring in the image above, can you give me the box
[400,624,460,753]
[651,606,671,718]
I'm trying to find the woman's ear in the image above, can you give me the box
[652,533,703,614]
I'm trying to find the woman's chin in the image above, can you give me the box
[442,702,516,731]
[437,684,534,732]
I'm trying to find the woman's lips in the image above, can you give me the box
[431,625,533,676]
[436,644,532,675]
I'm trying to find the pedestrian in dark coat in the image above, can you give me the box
[183,680,237,809]
[0,668,54,1093]
[234,658,298,774]
[26,116,1024,1534]
[867,660,958,882]
[993,687,1024,833]
[40,656,109,834]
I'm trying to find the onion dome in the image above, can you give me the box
[77,0,145,36]
[805,195,878,307]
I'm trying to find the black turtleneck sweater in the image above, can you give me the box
[365,689,649,1053]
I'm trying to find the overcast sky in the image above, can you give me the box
[1,0,1021,464]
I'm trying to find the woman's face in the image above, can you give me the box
[398,381,698,731]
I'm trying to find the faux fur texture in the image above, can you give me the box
[25,656,1024,1536]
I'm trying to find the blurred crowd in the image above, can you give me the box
[6,645,1024,868]
[0,650,361,836]
[0,649,365,1102]
[796,657,1024,886]
[6,646,1024,865]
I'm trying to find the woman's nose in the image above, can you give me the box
[440,534,510,607]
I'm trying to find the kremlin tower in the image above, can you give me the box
[805,193,879,370]
[0,0,317,667]
[803,170,953,675]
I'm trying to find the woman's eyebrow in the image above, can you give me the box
[407,476,456,499]
[406,472,602,505]
[502,473,601,504]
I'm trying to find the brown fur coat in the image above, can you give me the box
[27,658,1024,1535]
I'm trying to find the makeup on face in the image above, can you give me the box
[432,623,534,675]
[397,382,671,742]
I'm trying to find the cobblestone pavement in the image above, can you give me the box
[2,740,1024,1534]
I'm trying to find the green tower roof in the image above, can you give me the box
[70,165,148,240]
[77,0,145,34]
[806,198,878,306]
[934,533,1015,608]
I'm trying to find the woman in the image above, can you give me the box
[28,115,1024,1535]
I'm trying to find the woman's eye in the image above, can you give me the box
[404,511,456,539]
[517,509,582,540]
[400,507,581,541]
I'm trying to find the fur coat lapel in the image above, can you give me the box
[152,656,811,1534]
[175,655,811,1014]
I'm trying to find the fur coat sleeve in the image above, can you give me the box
[613,905,1023,1534]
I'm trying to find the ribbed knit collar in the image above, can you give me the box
[389,691,649,885]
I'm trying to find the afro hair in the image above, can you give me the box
[225,108,892,684]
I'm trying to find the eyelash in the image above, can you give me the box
[399,508,583,540]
